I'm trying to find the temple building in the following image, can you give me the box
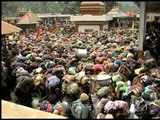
[71,1,113,32]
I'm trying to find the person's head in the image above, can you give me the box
[152,79,160,88]
[155,17,158,22]
[80,93,89,104]
[12,50,18,57]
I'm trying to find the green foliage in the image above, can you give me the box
[61,1,81,14]
[2,1,20,17]
[2,1,116,17]
[103,1,117,13]
[118,2,139,11]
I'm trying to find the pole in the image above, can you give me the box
[137,2,146,59]
[3,35,7,50]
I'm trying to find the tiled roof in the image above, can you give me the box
[17,11,42,25]
[2,21,22,35]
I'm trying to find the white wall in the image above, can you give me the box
[78,25,100,32]
[103,24,108,31]
[71,14,113,22]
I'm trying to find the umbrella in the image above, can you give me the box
[1,21,22,35]
[17,11,42,25]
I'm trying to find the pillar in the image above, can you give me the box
[137,2,146,59]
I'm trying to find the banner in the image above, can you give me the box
[36,28,42,40]
[49,26,56,33]
[51,25,61,33]
[43,26,47,34]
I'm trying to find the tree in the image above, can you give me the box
[61,1,81,14]
[1,1,116,17]
[103,1,117,13]
[2,2,20,17]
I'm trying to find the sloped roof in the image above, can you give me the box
[3,17,21,21]
[107,8,128,18]
[17,11,42,25]
[107,7,120,15]
[1,21,22,35]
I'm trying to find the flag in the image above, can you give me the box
[36,28,42,40]
[51,25,60,33]
[49,26,56,33]
[43,26,47,34]
[131,21,135,32]
[55,26,61,34]
[116,27,120,37]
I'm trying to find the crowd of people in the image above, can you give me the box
[1,19,160,119]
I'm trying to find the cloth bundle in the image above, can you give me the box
[14,67,29,77]
[93,64,104,72]
[66,82,79,95]
[62,74,76,84]
[96,86,110,98]
[37,100,53,112]
[112,74,123,82]
[52,65,65,74]
[84,66,94,74]
[104,100,128,113]
[68,67,76,75]
[47,76,60,88]
[53,101,70,115]
[33,74,43,86]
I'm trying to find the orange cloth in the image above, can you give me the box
[36,28,43,40]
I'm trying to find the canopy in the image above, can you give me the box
[1,21,22,35]
[17,11,42,25]
[107,8,128,18]
[107,9,119,15]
